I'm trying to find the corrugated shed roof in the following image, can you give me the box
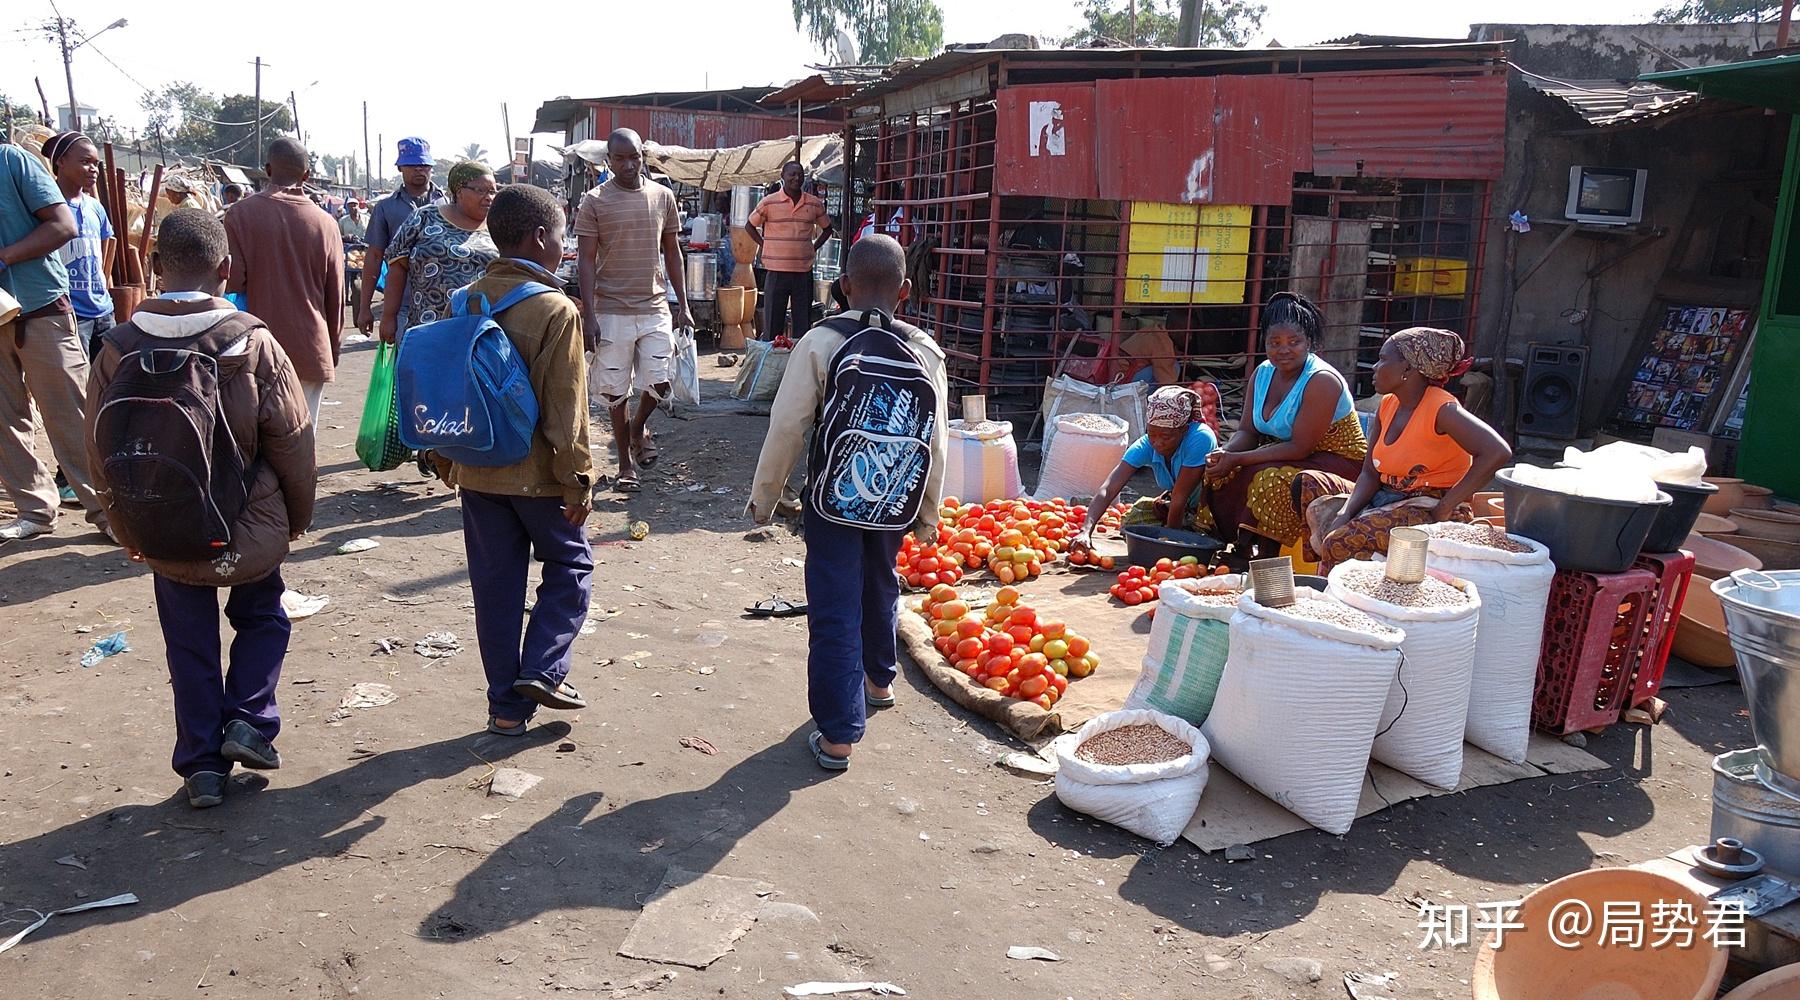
[1521,76,1698,127]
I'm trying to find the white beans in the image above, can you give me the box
[1338,565,1471,608]
[1075,724,1193,765]
[1271,598,1403,636]
[1429,522,1533,553]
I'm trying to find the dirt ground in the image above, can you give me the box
[0,332,1756,999]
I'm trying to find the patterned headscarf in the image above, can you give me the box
[1390,327,1471,385]
[1147,386,1201,429]
[447,159,495,197]
[40,131,89,168]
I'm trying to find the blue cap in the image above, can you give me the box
[395,137,431,167]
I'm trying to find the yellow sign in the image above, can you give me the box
[1125,203,1253,305]
[1393,257,1469,298]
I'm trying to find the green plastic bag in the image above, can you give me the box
[355,342,411,472]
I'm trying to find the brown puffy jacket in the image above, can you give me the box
[84,296,316,587]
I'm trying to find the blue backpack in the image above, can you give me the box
[394,281,556,467]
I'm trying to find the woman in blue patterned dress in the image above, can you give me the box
[377,159,499,343]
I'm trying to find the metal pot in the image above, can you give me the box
[685,255,718,302]
[1710,749,1800,878]
[1712,570,1800,792]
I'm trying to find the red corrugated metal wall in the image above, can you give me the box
[1308,72,1507,179]
[994,84,1098,199]
[590,103,834,149]
[1087,77,1311,205]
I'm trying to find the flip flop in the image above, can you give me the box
[513,678,588,710]
[487,716,529,737]
[866,691,897,709]
[635,436,660,468]
[808,731,850,771]
[747,597,808,618]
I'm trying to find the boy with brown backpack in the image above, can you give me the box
[84,208,316,809]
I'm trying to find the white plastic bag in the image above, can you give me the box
[1054,709,1210,845]
[1508,463,1659,503]
[1125,575,1244,726]
[669,326,701,411]
[1327,562,1482,790]
[1561,441,1707,487]
[731,338,791,401]
[1041,375,1148,455]
[1036,412,1130,501]
[943,419,1025,504]
[1203,590,1403,835]
[1419,525,1555,764]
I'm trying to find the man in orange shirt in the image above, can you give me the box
[746,162,833,341]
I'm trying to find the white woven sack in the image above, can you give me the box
[1054,709,1210,845]
[1418,526,1555,764]
[942,419,1025,504]
[1041,375,1148,454]
[1327,562,1482,790]
[1202,591,1402,835]
[1036,413,1129,501]
[1126,575,1246,725]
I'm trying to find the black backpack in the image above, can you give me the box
[806,309,940,531]
[94,316,260,561]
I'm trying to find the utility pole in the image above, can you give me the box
[252,56,264,164]
[363,101,373,199]
[502,103,513,178]
[376,132,384,191]
[1128,0,1138,45]
[288,90,301,146]
[52,19,77,130]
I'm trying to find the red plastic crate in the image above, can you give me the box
[1532,566,1659,735]
[1630,549,1696,707]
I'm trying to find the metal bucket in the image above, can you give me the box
[685,255,718,301]
[1385,527,1430,584]
[1712,570,1800,792]
[1710,749,1800,877]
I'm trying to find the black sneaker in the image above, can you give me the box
[221,720,282,770]
[184,771,228,809]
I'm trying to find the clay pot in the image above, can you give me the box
[1472,869,1726,1000]
[1703,477,1746,515]
[1719,965,1800,1000]
[1682,532,1763,578]
[1730,507,1800,544]
[1724,534,1800,571]
[1472,492,1504,519]
[1692,513,1738,536]
[1739,484,1774,510]
[1673,572,1735,669]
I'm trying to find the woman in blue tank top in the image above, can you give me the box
[1203,292,1367,551]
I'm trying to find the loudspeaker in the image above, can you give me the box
[1518,343,1587,439]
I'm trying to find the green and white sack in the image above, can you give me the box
[1124,574,1245,726]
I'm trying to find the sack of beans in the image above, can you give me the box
[1053,709,1210,845]
[1418,523,1555,764]
[943,418,1025,504]
[1124,575,1246,726]
[1035,412,1129,501]
[1202,590,1403,835]
[1327,561,1482,790]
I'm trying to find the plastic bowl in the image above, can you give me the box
[1122,524,1225,568]
[1472,868,1727,1000]
[1644,479,1718,553]
[1496,468,1671,573]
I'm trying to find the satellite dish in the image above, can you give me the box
[830,29,859,64]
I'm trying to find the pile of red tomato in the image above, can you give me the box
[920,584,1099,710]
[896,536,966,589]
[896,496,1090,590]
[1109,557,1228,606]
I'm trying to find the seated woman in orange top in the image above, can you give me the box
[1293,327,1512,570]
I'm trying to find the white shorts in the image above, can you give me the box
[588,312,673,407]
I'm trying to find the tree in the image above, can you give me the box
[1066,0,1267,47]
[136,83,292,165]
[461,142,490,163]
[791,0,943,64]
[1,92,45,133]
[1654,0,1783,21]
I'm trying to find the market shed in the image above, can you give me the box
[840,41,1512,424]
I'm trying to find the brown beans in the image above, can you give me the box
[1338,565,1471,608]
[1076,724,1193,765]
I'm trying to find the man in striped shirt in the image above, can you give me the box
[746,162,833,341]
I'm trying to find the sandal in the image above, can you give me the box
[808,731,850,771]
[487,716,529,737]
[615,474,642,493]
[866,687,897,710]
[747,596,808,618]
[513,678,588,710]
[634,435,659,468]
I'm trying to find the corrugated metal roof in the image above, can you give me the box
[841,41,1509,110]
[1522,76,1698,127]
[532,87,784,132]
[1310,71,1509,178]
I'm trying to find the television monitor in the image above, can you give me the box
[1565,166,1648,226]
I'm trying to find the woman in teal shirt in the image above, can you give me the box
[1075,387,1219,547]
